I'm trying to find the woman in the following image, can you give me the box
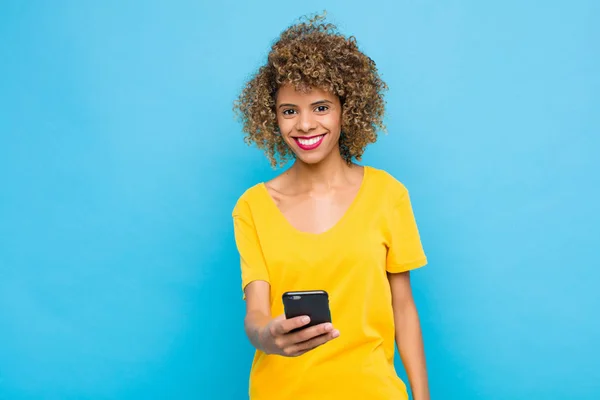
[232,14,430,400]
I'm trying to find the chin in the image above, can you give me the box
[294,150,330,165]
[297,156,323,165]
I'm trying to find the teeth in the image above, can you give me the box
[298,135,323,146]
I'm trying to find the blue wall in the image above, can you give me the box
[1,1,598,399]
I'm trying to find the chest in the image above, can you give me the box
[271,187,360,235]
[257,208,390,291]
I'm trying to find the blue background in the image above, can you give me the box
[1,1,598,399]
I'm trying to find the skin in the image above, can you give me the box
[389,272,430,400]
[243,84,430,399]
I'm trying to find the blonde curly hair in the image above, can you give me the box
[233,13,388,167]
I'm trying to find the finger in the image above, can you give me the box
[278,315,311,335]
[289,322,334,343]
[290,329,340,355]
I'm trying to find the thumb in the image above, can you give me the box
[270,314,287,335]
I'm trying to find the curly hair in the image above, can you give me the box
[233,13,388,168]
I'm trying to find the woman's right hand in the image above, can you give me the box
[259,315,340,357]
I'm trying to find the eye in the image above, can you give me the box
[282,109,296,116]
[315,105,329,112]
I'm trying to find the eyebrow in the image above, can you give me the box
[278,99,333,109]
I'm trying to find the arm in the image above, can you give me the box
[388,271,429,400]
[243,280,273,353]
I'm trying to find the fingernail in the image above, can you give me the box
[332,330,340,338]
[324,323,332,331]
[302,316,310,323]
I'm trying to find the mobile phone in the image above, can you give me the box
[282,290,332,333]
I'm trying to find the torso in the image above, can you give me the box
[234,166,424,400]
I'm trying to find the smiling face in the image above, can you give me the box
[275,84,343,165]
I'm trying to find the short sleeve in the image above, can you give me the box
[386,188,428,273]
[232,198,270,297]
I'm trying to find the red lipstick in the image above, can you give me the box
[293,134,326,151]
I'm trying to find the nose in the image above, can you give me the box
[296,111,317,133]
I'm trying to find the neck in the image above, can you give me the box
[289,151,353,192]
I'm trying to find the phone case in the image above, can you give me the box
[282,290,332,332]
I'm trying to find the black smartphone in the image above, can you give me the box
[282,290,332,333]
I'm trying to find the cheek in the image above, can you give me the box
[324,115,342,133]
[276,116,293,132]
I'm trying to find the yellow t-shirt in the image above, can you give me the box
[232,166,427,400]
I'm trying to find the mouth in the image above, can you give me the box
[293,134,326,151]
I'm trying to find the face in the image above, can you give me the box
[275,84,343,165]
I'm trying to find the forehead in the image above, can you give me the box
[275,84,337,104]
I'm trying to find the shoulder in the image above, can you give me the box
[231,183,266,218]
[232,169,292,218]
[365,166,409,200]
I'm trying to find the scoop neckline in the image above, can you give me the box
[258,165,369,237]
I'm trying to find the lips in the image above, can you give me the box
[293,134,326,151]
